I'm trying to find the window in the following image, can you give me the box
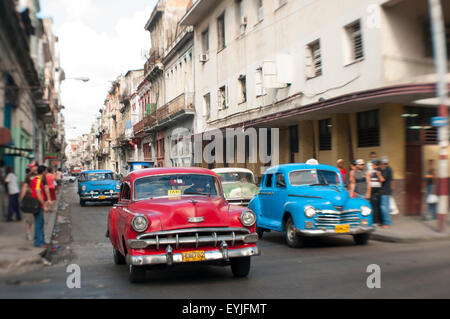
[357,110,380,147]
[306,40,322,78]
[276,173,286,188]
[203,93,211,120]
[217,13,226,51]
[255,67,264,97]
[345,20,364,62]
[238,75,247,103]
[201,28,209,54]
[319,119,332,151]
[143,143,151,160]
[236,0,246,34]
[218,85,228,110]
[265,174,273,188]
[120,183,131,201]
[257,0,264,22]
[289,125,299,162]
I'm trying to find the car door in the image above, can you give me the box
[258,173,276,229]
[271,172,288,230]
[117,182,132,253]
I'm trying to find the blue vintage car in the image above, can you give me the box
[77,170,121,206]
[249,164,374,247]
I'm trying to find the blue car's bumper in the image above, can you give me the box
[296,226,374,237]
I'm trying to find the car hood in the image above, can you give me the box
[222,182,259,199]
[128,196,230,231]
[291,186,349,207]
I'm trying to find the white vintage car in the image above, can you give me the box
[213,168,259,206]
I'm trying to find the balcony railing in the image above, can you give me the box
[133,93,194,136]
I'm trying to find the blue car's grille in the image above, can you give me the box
[315,210,361,229]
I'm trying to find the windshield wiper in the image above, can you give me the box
[184,192,211,196]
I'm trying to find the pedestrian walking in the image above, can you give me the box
[366,152,377,173]
[55,168,62,195]
[380,156,393,228]
[349,159,371,200]
[368,160,384,225]
[20,162,39,240]
[4,166,21,222]
[29,165,48,248]
[336,159,347,186]
[44,167,57,244]
[424,159,438,220]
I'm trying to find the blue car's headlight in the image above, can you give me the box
[361,206,372,216]
[81,185,87,192]
[304,206,316,218]
[116,184,120,190]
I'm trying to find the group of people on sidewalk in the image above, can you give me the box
[0,161,63,248]
[336,152,394,229]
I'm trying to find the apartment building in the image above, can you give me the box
[181,0,450,215]
[133,0,195,168]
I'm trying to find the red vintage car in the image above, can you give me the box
[107,167,260,283]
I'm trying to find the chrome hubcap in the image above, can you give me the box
[287,223,295,242]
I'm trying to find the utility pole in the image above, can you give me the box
[428,0,448,232]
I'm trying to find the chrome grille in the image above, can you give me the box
[315,210,361,229]
[130,227,256,250]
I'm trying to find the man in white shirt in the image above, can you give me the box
[4,166,21,222]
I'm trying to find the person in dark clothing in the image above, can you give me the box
[369,160,385,226]
[424,159,438,220]
[379,156,393,228]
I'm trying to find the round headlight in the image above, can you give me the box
[240,210,256,227]
[131,216,149,233]
[81,185,86,191]
[304,206,316,218]
[116,184,120,190]
[361,206,372,216]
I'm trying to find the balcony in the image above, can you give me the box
[133,113,157,136]
[144,50,163,80]
[156,93,195,126]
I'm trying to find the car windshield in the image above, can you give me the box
[81,173,114,181]
[218,172,255,184]
[289,169,341,186]
[134,174,223,200]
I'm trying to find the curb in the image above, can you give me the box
[42,183,65,261]
[371,232,450,243]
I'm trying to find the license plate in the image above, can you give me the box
[335,224,350,233]
[98,196,106,200]
[182,251,206,263]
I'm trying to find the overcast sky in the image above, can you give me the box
[39,0,157,141]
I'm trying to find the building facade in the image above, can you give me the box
[180,0,450,215]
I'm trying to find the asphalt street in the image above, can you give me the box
[1,182,450,298]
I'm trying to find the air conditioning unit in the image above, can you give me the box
[199,53,209,63]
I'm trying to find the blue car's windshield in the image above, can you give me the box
[134,174,223,200]
[289,169,341,186]
[81,173,115,181]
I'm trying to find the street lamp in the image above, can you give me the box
[65,76,90,82]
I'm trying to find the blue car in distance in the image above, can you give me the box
[249,164,374,248]
[78,170,121,206]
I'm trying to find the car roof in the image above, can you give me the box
[81,170,114,174]
[125,167,219,182]
[212,167,255,175]
[263,164,340,174]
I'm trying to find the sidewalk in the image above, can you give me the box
[371,214,450,243]
[0,185,64,274]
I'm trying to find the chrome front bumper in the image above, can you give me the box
[296,226,375,237]
[126,245,260,266]
[80,194,119,200]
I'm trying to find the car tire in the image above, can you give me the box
[129,264,146,283]
[353,233,370,245]
[284,216,305,248]
[80,200,86,207]
[113,248,126,265]
[256,227,265,239]
[230,257,251,278]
